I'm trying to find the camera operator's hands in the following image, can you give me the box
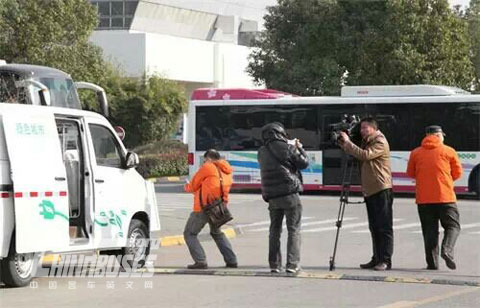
[295,139,303,149]
[338,132,351,148]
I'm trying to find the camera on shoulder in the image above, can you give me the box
[329,114,361,145]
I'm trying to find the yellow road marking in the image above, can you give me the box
[41,254,61,264]
[160,228,236,247]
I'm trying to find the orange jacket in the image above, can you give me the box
[185,160,233,212]
[406,135,463,204]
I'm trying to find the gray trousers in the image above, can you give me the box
[183,211,237,265]
[268,193,302,269]
[417,203,460,268]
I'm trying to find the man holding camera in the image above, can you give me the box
[183,149,238,269]
[339,118,394,271]
[258,122,309,274]
[406,125,463,270]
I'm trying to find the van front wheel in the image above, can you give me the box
[1,235,38,287]
[121,219,150,269]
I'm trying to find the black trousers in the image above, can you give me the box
[365,189,394,265]
[417,203,460,268]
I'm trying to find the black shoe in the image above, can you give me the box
[226,263,238,268]
[187,262,208,269]
[441,253,456,270]
[426,265,438,270]
[360,260,377,269]
[373,262,391,271]
[270,268,281,273]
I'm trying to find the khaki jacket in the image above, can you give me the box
[342,131,392,197]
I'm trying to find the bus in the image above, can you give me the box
[186,85,480,199]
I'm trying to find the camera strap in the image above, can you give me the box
[199,165,224,208]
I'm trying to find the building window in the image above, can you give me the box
[91,1,138,30]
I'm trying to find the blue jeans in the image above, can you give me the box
[183,211,237,265]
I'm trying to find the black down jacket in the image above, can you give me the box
[257,123,309,201]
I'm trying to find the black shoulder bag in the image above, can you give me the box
[199,167,233,228]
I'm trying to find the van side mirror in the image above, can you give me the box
[125,151,139,169]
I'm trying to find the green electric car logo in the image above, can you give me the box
[458,153,477,160]
[94,210,128,238]
[39,200,68,221]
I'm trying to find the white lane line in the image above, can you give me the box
[301,217,357,227]
[461,223,480,229]
[394,223,421,230]
[248,217,317,232]
[304,221,369,233]
[350,219,404,233]
[410,222,480,234]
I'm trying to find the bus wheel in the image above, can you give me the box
[121,219,150,269]
[470,166,480,200]
[0,235,38,287]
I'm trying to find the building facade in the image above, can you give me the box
[89,0,277,95]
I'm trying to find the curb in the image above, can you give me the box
[40,227,242,266]
[159,226,242,247]
[141,268,480,287]
[147,176,187,184]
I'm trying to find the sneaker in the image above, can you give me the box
[426,265,438,270]
[441,253,456,270]
[226,263,238,268]
[373,262,391,271]
[270,268,281,273]
[286,266,300,274]
[187,262,208,269]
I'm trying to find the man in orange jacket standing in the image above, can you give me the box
[407,125,463,270]
[183,149,237,269]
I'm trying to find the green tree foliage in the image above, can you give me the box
[248,0,476,95]
[0,0,106,82]
[0,0,188,146]
[107,75,188,148]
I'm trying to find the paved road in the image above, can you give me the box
[1,184,479,307]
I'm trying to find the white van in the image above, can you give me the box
[0,101,160,287]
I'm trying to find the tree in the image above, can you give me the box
[248,0,344,96]
[0,0,188,146]
[467,0,480,92]
[0,0,107,83]
[248,0,476,95]
[108,75,188,148]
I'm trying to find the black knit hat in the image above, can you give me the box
[425,125,446,136]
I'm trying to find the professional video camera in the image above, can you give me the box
[329,114,361,145]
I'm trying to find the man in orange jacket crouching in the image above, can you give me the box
[183,149,237,269]
[407,125,463,270]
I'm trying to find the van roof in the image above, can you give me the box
[0,101,105,120]
[0,64,71,79]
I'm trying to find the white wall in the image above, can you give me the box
[144,33,215,83]
[91,30,259,89]
[90,31,146,77]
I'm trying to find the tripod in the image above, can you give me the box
[329,152,364,271]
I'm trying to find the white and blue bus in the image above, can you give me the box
[187,85,480,199]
